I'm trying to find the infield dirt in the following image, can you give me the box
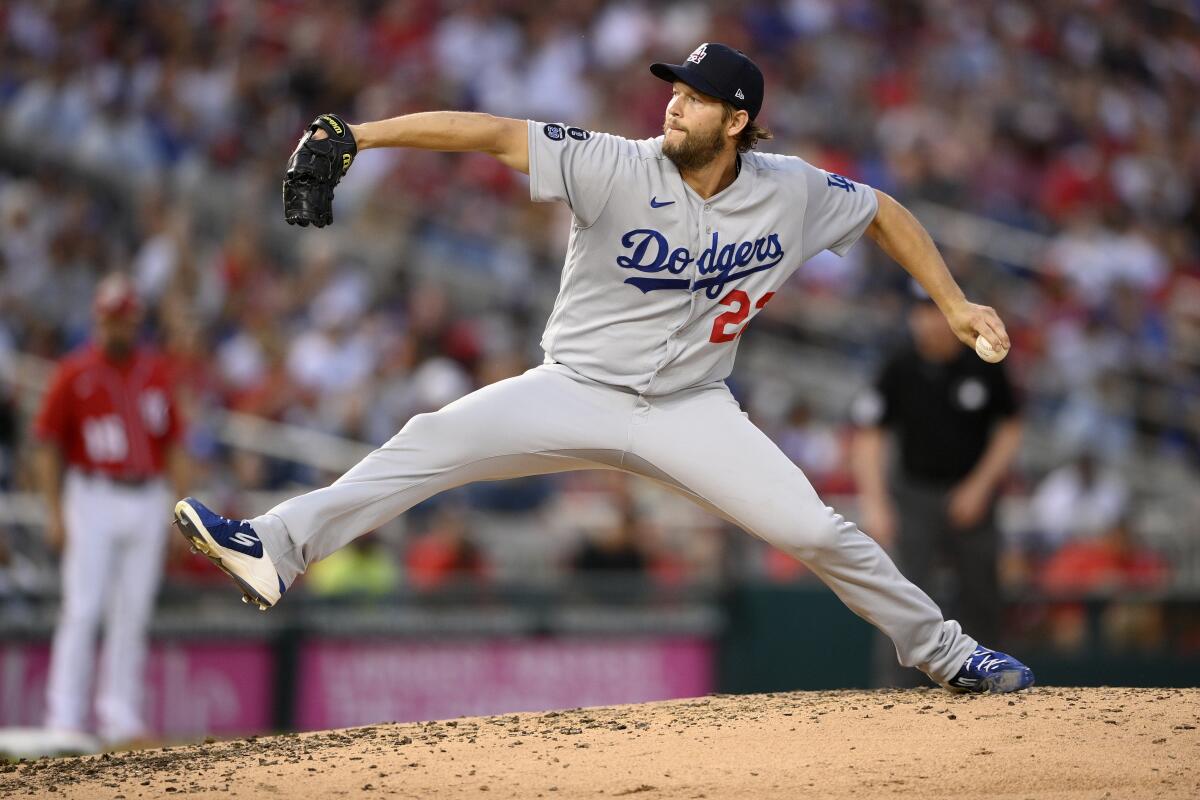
[4,686,1197,799]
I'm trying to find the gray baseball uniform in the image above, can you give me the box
[250,121,977,684]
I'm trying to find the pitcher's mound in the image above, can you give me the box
[5,687,1197,799]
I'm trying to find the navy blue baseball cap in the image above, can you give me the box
[651,42,764,120]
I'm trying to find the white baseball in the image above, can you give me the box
[975,334,1007,363]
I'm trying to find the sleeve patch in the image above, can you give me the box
[543,123,566,141]
[825,172,856,192]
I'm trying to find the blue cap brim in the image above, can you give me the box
[650,62,730,105]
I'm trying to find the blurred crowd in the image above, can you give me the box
[1,0,1199,630]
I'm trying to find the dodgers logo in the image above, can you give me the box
[687,44,708,64]
[825,172,856,192]
[616,229,785,298]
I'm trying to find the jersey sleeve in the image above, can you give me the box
[33,364,74,446]
[527,121,630,228]
[799,161,879,259]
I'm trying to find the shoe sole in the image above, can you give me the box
[950,668,1035,694]
[981,669,1035,693]
[173,501,275,611]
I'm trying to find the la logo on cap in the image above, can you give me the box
[687,43,708,64]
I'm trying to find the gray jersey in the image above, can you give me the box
[527,120,879,395]
[242,120,982,691]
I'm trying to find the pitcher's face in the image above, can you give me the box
[662,82,730,171]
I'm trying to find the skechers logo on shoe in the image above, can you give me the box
[230,531,259,548]
[220,523,263,557]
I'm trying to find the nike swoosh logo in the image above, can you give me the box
[650,197,675,208]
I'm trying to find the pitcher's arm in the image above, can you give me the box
[345,112,529,174]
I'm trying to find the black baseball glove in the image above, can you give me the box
[283,114,357,228]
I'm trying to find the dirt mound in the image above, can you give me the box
[4,687,1197,799]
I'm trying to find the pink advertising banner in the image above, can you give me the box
[0,640,273,736]
[295,637,714,730]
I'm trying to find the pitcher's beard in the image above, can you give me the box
[662,125,726,172]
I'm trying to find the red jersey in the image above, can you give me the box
[34,345,183,478]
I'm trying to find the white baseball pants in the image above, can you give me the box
[254,363,975,683]
[45,471,170,743]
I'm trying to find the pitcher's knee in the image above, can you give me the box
[381,407,500,470]
[769,505,849,558]
[388,409,457,449]
[397,411,439,438]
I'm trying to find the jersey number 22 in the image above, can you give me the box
[709,290,775,343]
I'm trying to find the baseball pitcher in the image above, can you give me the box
[176,43,1032,693]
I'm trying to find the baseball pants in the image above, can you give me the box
[253,363,976,683]
[46,472,170,743]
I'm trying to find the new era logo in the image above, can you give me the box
[735,88,745,100]
[687,43,708,64]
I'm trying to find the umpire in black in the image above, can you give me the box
[852,289,1023,684]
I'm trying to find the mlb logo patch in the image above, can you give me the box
[687,44,708,65]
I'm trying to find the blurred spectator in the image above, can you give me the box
[568,505,658,602]
[307,534,400,597]
[1037,516,1170,654]
[571,508,649,575]
[0,528,11,595]
[404,506,485,590]
[0,524,49,608]
[774,400,847,494]
[0,388,15,489]
[1028,450,1129,554]
[1040,516,1169,597]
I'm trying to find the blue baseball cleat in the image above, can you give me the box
[173,497,285,610]
[946,646,1035,693]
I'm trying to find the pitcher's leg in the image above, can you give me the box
[628,386,975,684]
[253,365,635,584]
